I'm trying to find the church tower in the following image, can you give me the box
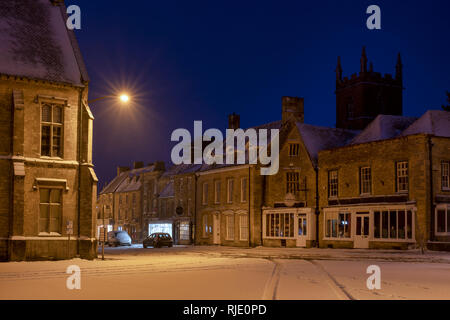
[335,47,403,130]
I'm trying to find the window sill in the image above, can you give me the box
[39,156,64,161]
[38,232,62,237]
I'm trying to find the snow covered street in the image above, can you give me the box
[0,245,449,300]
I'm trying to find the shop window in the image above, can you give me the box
[436,206,450,234]
[265,213,294,238]
[374,209,413,240]
[325,212,350,238]
[179,222,190,241]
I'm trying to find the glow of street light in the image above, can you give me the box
[119,94,130,103]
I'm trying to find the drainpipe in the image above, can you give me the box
[261,172,266,246]
[193,174,198,245]
[76,86,84,257]
[427,135,434,245]
[314,166,320,248]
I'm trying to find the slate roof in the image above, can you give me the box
[350,115,417,145]
[159,181,174,198]
[0,0,88,85]
[99,164,159,195]
[401,110,450,138]
[296,123,358,165]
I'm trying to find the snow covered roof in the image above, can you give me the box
[100,164,159,195]
[350,115,417,145]
[401,110,450,138]
[161,163,202,177]
[159,181,174,198]
[296,123,358,165]
[0,0,88,85]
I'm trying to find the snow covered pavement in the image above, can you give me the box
[0,245,449,300]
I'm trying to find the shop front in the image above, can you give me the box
[322,204,416,249]
[262,208,315,248]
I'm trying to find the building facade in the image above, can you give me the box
[318,112,450,250]
[0,0,98,261]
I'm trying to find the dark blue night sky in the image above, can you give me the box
[74,0,450,186]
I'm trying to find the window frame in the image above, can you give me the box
[328,170,338,198]
[40,102,64,158]
[441,161,450,191]
[214,180,221,204]
[286,171,300,195]
[227,179,234,203]
[225,214,235,241]
[239,214,249,241]
[240,177,248,203]
[38,187,63,236]
[396,161,409,193]
[360,166,372,195]
[324,211,351,239]
[435,205,450,235]
[202,182,208,205]
[288,143,300,157]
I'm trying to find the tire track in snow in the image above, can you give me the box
[308,260,355,300]
[261,259,282,300]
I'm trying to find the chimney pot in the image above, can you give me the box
[228,113,240,130]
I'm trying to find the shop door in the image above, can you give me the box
[296,214,307,247]
[354,212,370,248]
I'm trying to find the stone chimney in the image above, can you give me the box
[282,96,304,124]
[228,112,240,129]
[133,161,144,169]
[117,166,130,176]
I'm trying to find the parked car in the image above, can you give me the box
[107,231,132,247]
[143,233,173,248]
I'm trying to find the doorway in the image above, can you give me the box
[296,214,307,247]
[354,212,370,248]
[213,214,220,244]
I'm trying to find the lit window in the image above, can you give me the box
[41,103,63,157]
[360,167,372,194]
[328,170,338,198]
[39,188,62,234]
[203,215,210,237]
[265,213,294,238]
[325,212,350,238]
[396,161,409,192]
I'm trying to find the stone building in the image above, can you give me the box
[335,47,403,130]
[318,111,450,250]
[262,99,357,248]
[98,162,164,242]
[0,0,97,260]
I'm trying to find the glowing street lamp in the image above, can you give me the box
[88,93,131,104]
